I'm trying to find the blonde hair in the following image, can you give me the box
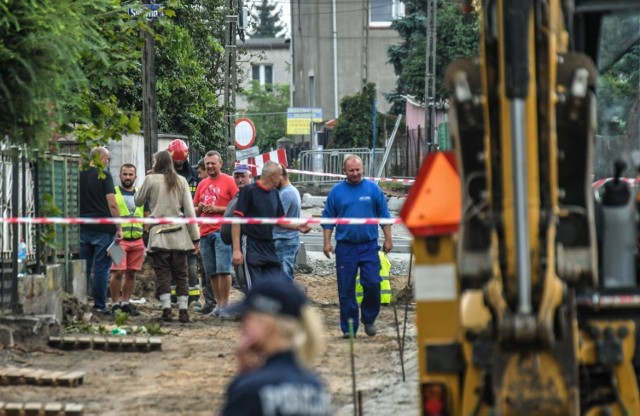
[274,305,325,368]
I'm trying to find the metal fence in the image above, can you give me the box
[0,146,35,314]
[291,126,432,185]
[0,145,80,314]
[294,148,385,185]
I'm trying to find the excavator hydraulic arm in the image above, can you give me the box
[402,0,640,414]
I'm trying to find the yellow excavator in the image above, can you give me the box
[401,0,640,414]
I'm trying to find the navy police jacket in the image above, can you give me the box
[221,350,332,416]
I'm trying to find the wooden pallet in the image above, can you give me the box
[0,367,85,387]
[0,401,84,415]
[48,335,162,352]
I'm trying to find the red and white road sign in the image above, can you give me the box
[240,148,288,176]
[234,118,256,149]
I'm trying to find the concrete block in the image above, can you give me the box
[387,197,406,212]
[294,242,312,274]
[0,324,14,347]
[302,193,327,208]
[0,315,60,351]
[68,260,87,303]
[46,264,63,290]
[18,264,63,322]
[296,242,308,267]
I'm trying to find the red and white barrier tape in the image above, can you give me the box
[236,162,415,184]
[592,177,638,189]
[0,217,404,226]
[286,168,415,184]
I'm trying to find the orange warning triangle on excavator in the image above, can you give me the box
[400,151,461,236]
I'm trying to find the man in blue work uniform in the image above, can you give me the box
[322,154,393,338]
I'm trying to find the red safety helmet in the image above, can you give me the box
[167,139,189,162]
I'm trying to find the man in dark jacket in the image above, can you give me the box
[79,147,122,315]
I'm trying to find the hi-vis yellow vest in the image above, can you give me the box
[114,186,144,239]
[356,251,392,305]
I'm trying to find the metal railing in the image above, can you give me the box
[293,148,386,185]
[0,145,80,315]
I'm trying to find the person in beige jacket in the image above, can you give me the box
[135,151,200,323]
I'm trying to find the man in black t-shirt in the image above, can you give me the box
[79,147,122,315]
[231,161,309,285]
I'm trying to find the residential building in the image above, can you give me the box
[291,0,403,119]
[236,37,291,111]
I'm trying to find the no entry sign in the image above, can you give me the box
[234,118,256,149]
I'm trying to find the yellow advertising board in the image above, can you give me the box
[286,107,323,135]
[287,118,312,135]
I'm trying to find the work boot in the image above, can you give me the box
[162,308,173,322]
[188,295,200,307]
[179,309,189,323]
[121,303,140,316]
[363,322,377,337]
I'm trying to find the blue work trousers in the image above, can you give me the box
[80,229,115,311]
[335,239,381,335]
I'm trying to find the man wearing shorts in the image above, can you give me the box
[110,164,149,316]
[194,151,238,317]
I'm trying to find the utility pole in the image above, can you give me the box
[142,1,159,170]
[224,0,239,170]
[361,0,370,86]
[424,0,437,153]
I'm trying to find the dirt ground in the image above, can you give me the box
[0,266,418,415]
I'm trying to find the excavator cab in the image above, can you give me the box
[402,0,640,414]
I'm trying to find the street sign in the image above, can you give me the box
[128,3,164,19]
[287,107,323,121]
[234,118,256,150]
[286,107,323,135]
[236,146,260,160]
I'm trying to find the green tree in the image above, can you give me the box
[387,0,479,113]
[161,0,228,153]
[111,0,229,155]
[249,0,286,38]
[0,0,141,150]
[333,83,388,149]
[239,81,289,151]
[1,0,236,157]
[596,14,640,136]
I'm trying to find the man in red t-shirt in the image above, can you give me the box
[193,150,238,317]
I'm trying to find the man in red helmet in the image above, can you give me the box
[167,138,202,307]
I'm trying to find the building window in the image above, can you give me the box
[370,0,404,27]
[251,64,273,85]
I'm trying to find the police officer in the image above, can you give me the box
[167,139,201,306]
[221,280,332,416]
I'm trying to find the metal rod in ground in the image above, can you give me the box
[392,289,406,382]
[349,318,357,416]
[357,390,363,416]
[401,249,414,355]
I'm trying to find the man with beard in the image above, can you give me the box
[109,164,149,316]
